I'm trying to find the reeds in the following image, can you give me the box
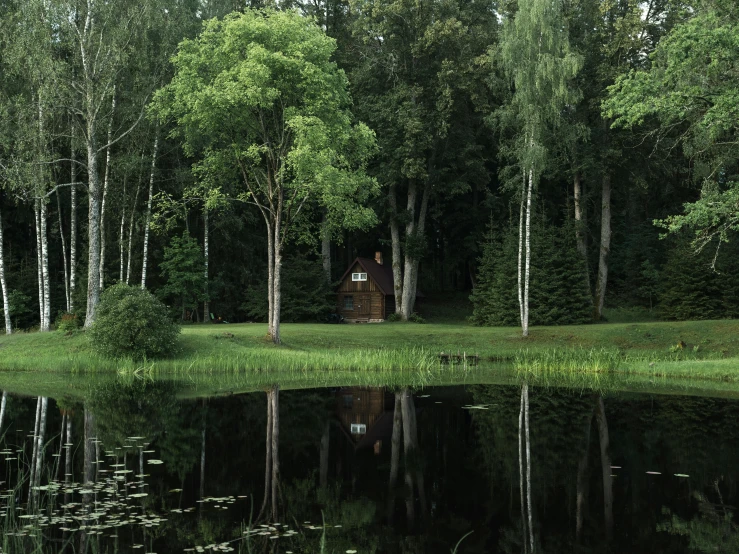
[514,347,622,375]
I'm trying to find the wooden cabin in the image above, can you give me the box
[336,252,421,322]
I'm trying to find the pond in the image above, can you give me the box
[0,381,738,553]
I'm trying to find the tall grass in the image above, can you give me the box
[514,347,622,375]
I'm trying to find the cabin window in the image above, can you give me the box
[351,272,367,281]
[343,394,353,409]
[344,296,354,310]
[351,423,367,435]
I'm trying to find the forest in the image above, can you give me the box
[0,0,736,342]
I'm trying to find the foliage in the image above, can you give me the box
[471,218,592,326]
[242,255,334,323]
[158,232,207,320]
[88,283,180,360]
[604,1,739,251]
[658,235,739,320]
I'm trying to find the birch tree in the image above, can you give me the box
[0,206,11,334]
[153,9,377,344]
[499,0,581,336]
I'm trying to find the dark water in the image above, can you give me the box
[1,382,738,553]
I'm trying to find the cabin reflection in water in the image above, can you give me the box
[335,386,394,452]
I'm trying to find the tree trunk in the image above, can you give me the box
[40,199,50,331]
[203,207,210,320]
[69,140,77,314]
[99,90,116,293]
[517,176,525,327]
[321,212,331,284]
[84,128,102,328]
[57,191,71,312]
[119,178,127,282]
[522,167,533,337]
[140,135,159,289]
[127,175,142,285]
[266,217,275,337]
[34,200,45,328]
[400,181,417,320]
[594,174,611,320]
[0,207,11,334]
[271,184,283,343]
[389,184,403,315]
[595,394,613,540]
[573,172,592,301]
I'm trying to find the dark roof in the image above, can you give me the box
[338,257,423,297]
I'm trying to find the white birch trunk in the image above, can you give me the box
[0,208,11,334]
[126,181,141,285]
[69,142,77,314]
[34,200,44,327]
[57,191,70,312]
[272,234,283,344]
[522,166,534,337]
[119,178,127,282]
[266,219,275,336]
[140,135,159,289]
[518,176,525,326]
[594,174,612,320]
[389,184,403,315]
[203,207,209,320]
[99,91,116,292]
[40,199,50,331]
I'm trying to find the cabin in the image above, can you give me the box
[336,252,421,322]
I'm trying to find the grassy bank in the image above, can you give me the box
[0,319,737,378]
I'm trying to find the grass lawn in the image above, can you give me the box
[0,318,736,376]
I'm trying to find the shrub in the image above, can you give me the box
[56,312,81,333]
[386,313,402,322]
[88,284,181,360]
[408,312,426,324]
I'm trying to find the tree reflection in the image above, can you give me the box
[259,385,281,522]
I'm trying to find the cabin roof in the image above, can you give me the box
[338,257,395,295]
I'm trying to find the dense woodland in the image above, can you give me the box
[0,0,736,341]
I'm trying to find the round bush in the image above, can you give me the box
[88,284,181,360]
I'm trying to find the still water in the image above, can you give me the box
[0,382,737,553]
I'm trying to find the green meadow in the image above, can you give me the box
[0,319,737,389]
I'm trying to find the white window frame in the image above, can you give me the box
[350,423,367,435]
[352,272,367,281]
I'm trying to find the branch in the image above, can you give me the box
[96,98,149,153]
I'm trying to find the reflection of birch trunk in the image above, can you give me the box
[28,397,41,504]
[80,406,95,553]
[200,400,207,514]
[518,386,527,554]
[30,398,48,507]
[259,386,280,521]
[519,384,534,553]
[55,413,67,480]
[387,392,402,522]
[319,420,329,489]
[270,386,280,521]
[576,405,594,542]
[0,391,7,433]
[594,395,613,540]
[64,415,72,506]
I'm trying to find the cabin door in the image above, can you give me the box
[357,295,371,316]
